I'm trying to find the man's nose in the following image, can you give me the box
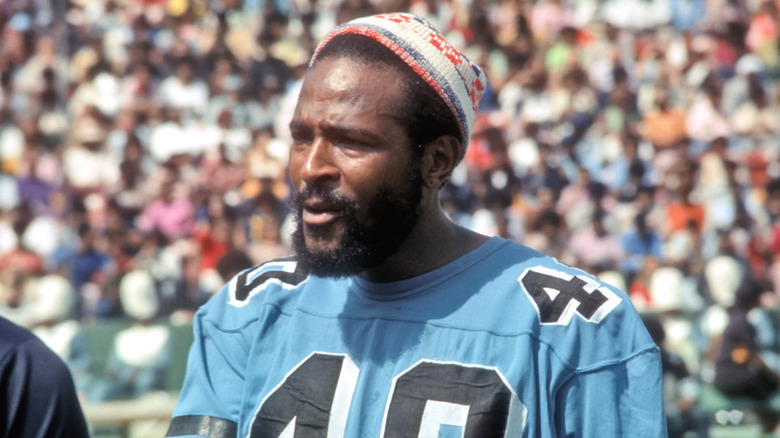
[300,138,339,187]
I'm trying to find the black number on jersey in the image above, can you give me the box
[249,355,527,437]
[250,353,358,437]
[518,266,621,325]
[383,361,526,437]
[230,257,308,305]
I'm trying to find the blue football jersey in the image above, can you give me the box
[167,237,666,437]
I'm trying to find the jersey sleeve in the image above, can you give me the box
[555,346,667,437]
[167,259,306,438]
[166,293,255,438]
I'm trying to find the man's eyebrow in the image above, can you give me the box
[289,120,309,131]
[289,121,384,142]
[325,125,382,140]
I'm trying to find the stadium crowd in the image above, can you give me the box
[1,0,780,434]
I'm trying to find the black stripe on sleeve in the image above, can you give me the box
[166,415,238,437]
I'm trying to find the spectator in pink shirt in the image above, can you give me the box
[568,209,624,273]
[530,0,574,45]
[136,164,194,241]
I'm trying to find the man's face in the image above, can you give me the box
[288,57,423,277]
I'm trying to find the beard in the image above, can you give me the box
[290,164,424,278]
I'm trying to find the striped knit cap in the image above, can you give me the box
[311,13,488,149]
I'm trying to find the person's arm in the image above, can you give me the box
[555,347,667,437]
[0,334,90,438]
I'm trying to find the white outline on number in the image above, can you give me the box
[247,352,359,438]
[379,359,527,438]
[517,266,622,326]
[229,260,307,308]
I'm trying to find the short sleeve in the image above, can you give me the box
[166,303,253,438]
[555,347,667,437]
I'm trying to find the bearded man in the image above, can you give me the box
[167,13,666,438]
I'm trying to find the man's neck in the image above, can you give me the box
[358,209,490,283]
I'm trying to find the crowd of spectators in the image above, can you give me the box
[1,0,780,432]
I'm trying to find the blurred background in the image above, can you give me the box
[0,0,779,436]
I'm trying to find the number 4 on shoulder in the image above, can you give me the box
[518,266,622,326]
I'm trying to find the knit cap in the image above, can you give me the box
[311,13,487,148]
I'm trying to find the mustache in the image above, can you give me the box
[291,187,356,213]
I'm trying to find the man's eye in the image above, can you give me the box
[291,132,313,145]
[334,137,370,149]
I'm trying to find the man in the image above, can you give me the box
[167,13,666,437]
[0,315,90,437]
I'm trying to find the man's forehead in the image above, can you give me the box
[305,56,402,85]
[291,57,407,129]
[304,59,372,94]
[298,57,404,106]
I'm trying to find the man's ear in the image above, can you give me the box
[421,135,461,189]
